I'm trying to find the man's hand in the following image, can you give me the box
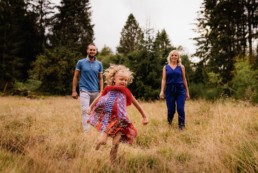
[72,91,78,99]
[86,107,92,114]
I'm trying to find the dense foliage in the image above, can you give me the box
[192,0,258,101]
[0,0,257,102]
[117,14,144,55]
[49,0,94,54]
[0,0,42,91]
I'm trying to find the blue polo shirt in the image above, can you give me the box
[76,57,103,92]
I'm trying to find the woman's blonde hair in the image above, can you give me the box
[104,64,134,85]
[167,50,182,65]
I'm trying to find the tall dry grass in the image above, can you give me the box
[0,96,257,173]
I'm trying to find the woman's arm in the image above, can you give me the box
[159,66,166,99]
[131,95,148,125]
[181,65,190,99]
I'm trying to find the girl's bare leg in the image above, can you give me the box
[96,132,108,150]
[110,132,122,164]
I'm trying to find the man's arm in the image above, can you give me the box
[72,70,80,99]
[99,73,103,93]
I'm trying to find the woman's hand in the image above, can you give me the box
[159,91,165,99]
[186,92,190,100]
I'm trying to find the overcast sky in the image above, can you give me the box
[54,0,203,55]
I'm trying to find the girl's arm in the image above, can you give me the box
[159,66,166,99]
[131,95,148,125]
[181,65,190,99]
[86,94,102,114]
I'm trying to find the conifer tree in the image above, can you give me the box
[50,0,94,54]
[153,29,174,65]
[120,23,163,99]
[27,0,54,49]
[193,0,258,84]
[0,0,41,92]
[117,14,144,55]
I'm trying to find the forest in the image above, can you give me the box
[0,0,258,103]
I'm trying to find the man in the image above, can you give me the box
[72,43,103,133]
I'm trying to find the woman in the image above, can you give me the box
[159,50,190,130]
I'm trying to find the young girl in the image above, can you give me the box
[87,64,149,163]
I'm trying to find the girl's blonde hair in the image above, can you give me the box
[167,50,182,65]
[104,64,134,85]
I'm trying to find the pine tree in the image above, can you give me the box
[193,0,258,84]
[0,0,41,92]
[126,50,162,100]
[117,14,144,55]
[50,0,94,54]
[126,24,164,99]
[153,29,174,65]
[27,0,55,49]
[243,0,258,63]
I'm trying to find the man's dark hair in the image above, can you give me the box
[87,43,96,49]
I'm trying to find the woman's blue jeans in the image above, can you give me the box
[165,83,186,128]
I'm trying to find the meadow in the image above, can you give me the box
[0,96,257,173]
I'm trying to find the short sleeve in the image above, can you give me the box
[75,60,81,71]
[98,62,103,73]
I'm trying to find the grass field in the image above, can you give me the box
[0,96,257,173]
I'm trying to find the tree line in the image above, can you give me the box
[0,0,257,102]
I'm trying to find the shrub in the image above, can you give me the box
[231,59,258,102]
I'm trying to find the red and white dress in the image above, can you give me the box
[87,86,137,144]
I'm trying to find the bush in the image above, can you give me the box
[13,79,41,96]
[189,83,205,99]
[30,47,81,95]
[204,87,223,100]
[231,59,258,102]
[189,83,222,100]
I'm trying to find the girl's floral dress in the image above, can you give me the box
[87,86,137,144]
